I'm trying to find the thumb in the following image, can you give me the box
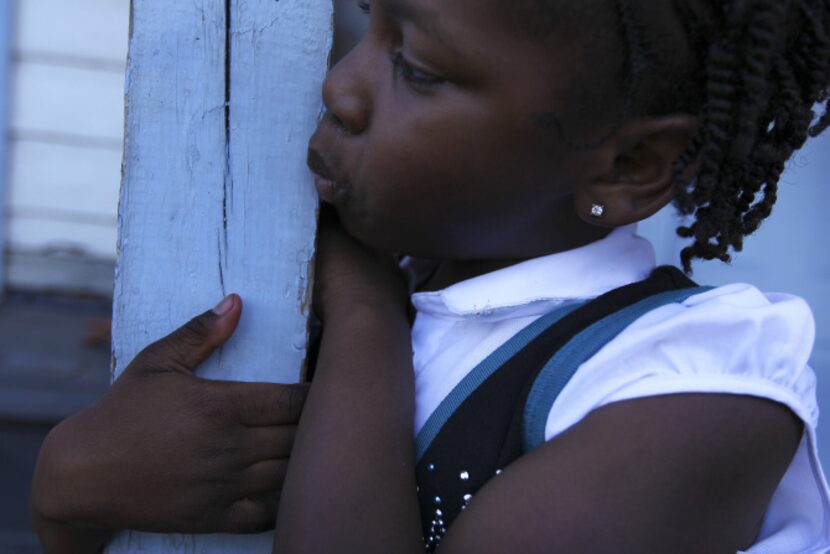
[137,294,243,373]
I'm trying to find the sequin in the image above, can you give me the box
[426,511,449,553]
[427,463,436,472]
[495,468,503,475]
[434,496,442,505]
[463,494,473,502]
[459,471,470,480]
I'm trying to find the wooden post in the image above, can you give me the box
[108,0,331,551]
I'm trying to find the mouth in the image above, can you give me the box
[307,147,347,204]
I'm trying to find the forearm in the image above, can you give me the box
[30,513,111,554]
[275,302,423,554]
[30,418,113,554]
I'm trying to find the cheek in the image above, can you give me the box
[361,113,469,201]
[365,107,528,201]
[339,100,576,255]
[363,132,500,226]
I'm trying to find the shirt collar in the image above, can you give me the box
[410,225,656,320]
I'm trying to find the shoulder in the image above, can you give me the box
[545,283,818,442]
[634,282,814,349]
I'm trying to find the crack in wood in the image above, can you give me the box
[221,0,232,265]
[217,232,226,296]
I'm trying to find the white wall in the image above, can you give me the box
[5,0,128,292]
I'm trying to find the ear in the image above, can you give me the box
[574,114,699,227]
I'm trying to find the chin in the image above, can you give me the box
[333,206,395,250]
[333,210,429,256]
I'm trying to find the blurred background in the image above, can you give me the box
[0,0,827,551]
[0,1,125,551]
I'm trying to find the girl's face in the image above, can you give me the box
[308,0,612,260]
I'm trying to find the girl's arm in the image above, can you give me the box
[31,298,307,553]
[274,213,424,554]
[437,393,801,553]
[30,511,111,554]
[275,215,802,554]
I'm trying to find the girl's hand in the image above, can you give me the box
[30,295,308,552]
[313,206,409,322]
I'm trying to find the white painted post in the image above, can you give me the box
[108,0,331,552]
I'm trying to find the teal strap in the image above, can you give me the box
[415,301,588,463]
[522,286,714,453]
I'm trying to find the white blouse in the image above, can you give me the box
[408,226,830,553]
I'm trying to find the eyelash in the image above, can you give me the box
[355,1,445,90]
[392,52,446,89]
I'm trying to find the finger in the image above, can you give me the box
[220,492,279,534]
[223,381,309,426]
[242,426,297,462]
[136,294,243,373]
[238,459,289,496]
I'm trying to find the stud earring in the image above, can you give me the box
[590,203,605,218]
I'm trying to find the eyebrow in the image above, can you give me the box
[380,0,460,54]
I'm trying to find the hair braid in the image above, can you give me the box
[802,1,830,136]
[613,0,653,116]
[666,0,830,271]
[517,0,830,271]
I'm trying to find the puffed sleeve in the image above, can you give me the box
[546,283,817,438]
[544,283,830,553]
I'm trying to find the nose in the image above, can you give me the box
[321,44,372,135]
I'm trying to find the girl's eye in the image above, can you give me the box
[357,1,370,14]
[391,52,446,89]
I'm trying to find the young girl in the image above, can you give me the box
[31,0,830,552]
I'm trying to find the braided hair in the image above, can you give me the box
[521,0,830,271]
[665,0,830,271]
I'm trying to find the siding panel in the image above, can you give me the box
[4,0,129,274]
[10,62,125,140]
[7,216,116,258]
[15,0,128,63]
[8,139,121,218]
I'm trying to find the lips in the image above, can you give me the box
[307,147,347,204]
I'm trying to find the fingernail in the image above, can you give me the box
[213,295,235,316]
